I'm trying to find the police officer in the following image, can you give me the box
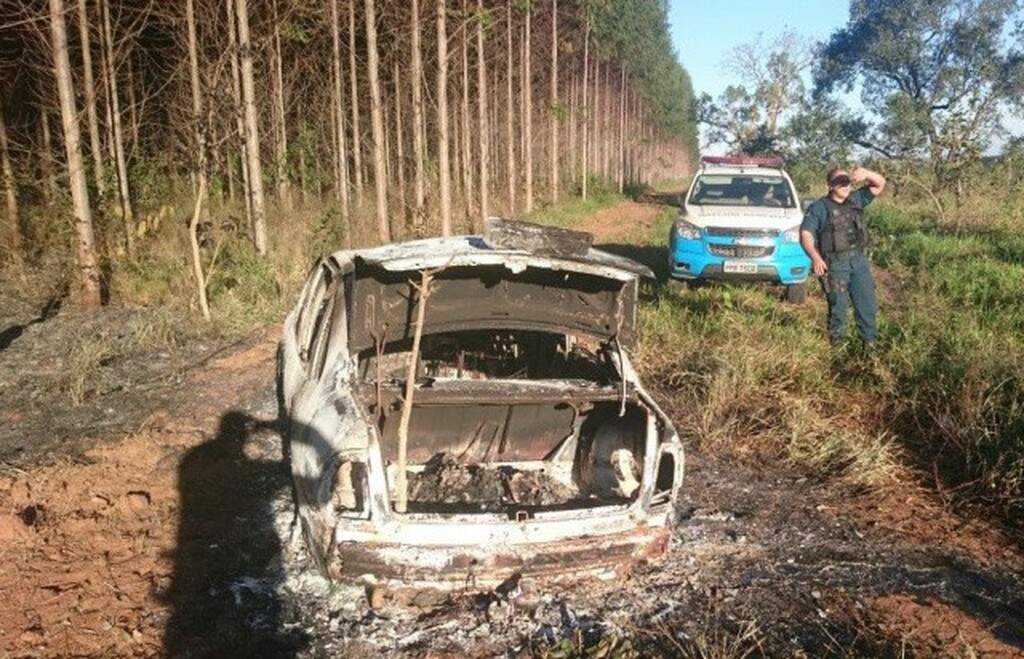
[800,166,887,347]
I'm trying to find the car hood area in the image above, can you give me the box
[683,205,803,231]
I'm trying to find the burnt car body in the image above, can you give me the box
[278,219,683,597]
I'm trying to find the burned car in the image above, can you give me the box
[278,219,682,599]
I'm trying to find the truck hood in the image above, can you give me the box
[336,222,651,353]
[683,205,803,230]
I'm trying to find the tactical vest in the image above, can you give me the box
[819,197,869,255]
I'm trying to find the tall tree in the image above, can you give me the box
[580,20,589,198]
[49,0,101,305]
[522,4,532,212]
[76,0,104,196]
[0,105,20,255]
[100,0,132,234]
[271,0,292,210]
[436,0,452,235]
[410,0,426,234]
[504,0,515,214]
[39,110,56,203]
[815,0,1024,197]
[348,0,363,204]
[330,0,351,225]
[459,0,473,220]
[226,0,251,222]
[549,0,558,202]
[365,0,390,242]
[186,0,210,319]
[235,0,267,254]
[475,0,489,228]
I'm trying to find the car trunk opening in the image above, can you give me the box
[354,324,649,518]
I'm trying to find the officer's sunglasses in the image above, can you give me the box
[829,175,852,188]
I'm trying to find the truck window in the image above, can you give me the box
[688,174,795,208]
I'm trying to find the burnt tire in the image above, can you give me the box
[786,282,807,304]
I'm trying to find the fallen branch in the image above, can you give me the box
[394,265,446,513]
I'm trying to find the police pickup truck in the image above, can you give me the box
[668,156,811,303]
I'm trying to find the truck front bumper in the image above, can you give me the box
[668,234,810,286]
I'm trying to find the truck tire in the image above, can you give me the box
[785,283,807,304]
[668,278,689,293]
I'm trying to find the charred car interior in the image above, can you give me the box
[279,219,683,599]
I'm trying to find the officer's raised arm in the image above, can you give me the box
[852,166,886,196]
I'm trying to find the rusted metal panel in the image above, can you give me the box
[331,525,672,588]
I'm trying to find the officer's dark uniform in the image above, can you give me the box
[801,187,878,344]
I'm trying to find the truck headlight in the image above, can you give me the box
[674,220,701,240]
[783,225,801,243]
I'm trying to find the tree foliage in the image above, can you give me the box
[588,0,699,157]
[697,32,810,155]
[814,0,1024,191]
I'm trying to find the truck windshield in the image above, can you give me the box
[688,174,795,208]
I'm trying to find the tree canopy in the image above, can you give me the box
[814,0,1024,187]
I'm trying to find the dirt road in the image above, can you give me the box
[2,199,1023,657]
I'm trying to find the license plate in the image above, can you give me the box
[723,262,758,274]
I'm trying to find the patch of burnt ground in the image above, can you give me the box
[267,444,1024,657]
[0,291,250,468]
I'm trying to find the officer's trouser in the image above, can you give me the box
[824,250,877,344]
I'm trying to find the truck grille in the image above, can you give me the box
[709,244,775,258]
[706,227,779,238]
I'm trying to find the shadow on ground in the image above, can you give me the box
[163,410,306,657]
[0,295,62,353]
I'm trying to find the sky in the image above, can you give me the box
[667,0,1023,154]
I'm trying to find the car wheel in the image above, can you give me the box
[785,283,807,304]
[668,278,689,293]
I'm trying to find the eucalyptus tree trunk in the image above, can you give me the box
[235,0,267,255]
[76,0,104,196]
[0,107,21,254]
[272,0,292,211]
[617,68,625,192]
[568,66,576,187]
[549,0,558,203]
[330,0,351,241]
[504,0,515,215]
[49,0,101,306]
[393,63,407,210]
[475,0,489,229]
[100,0,133,234]
[365,0,390,243]
[226,0,250,219]
[459,0,472,221]
[410,0,426,234]
[40,111,56,203]
[580,22,589,199]
[523,7,533,212]
[126,56,139,151]
[186,0,210,320]
[436,0,452,236]
[348,0,363,204]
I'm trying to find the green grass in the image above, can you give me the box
[523,190,626,228]
[560,197,1024,523]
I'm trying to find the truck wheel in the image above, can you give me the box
[785,283,807,304]
[668,278,689,293]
